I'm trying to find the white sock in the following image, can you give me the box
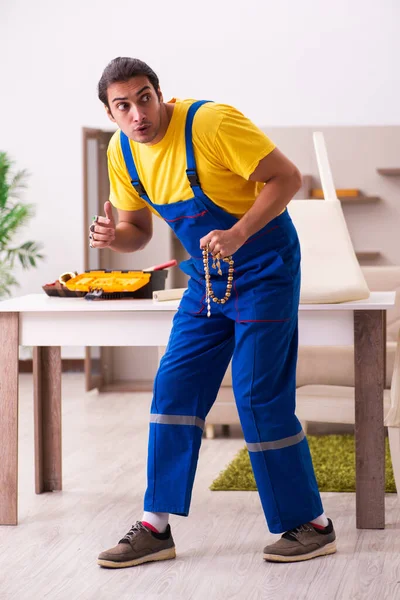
[310,512,329,528]
[142,511,169,533]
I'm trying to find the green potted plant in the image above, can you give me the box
[0,151,44,298]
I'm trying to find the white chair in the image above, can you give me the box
[287,132,370,304]
[296,328,400,494]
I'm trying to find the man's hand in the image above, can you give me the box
[89,201,116,249]
[200,228,247,258]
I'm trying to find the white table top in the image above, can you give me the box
[0,292,396,313]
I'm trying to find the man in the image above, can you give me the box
[92,57,336,568]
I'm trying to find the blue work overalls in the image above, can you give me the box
[120,101,323,534]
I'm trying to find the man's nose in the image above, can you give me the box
[130,106,145,122]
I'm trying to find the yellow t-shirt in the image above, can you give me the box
[107,99,276,219]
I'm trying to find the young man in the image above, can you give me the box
[92,57,336,568]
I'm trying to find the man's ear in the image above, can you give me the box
[158,88,163,102]
[105,105,116,123]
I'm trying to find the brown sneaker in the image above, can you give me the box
[98,521,176,568]
[263,519,337,563]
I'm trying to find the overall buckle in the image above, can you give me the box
[186,169,200,187]
[131,180,147,197]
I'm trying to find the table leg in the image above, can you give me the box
[33,347,62,493]
[354,310,386,529]
[0,313,19,525]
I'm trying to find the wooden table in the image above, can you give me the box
[0,292,395,528]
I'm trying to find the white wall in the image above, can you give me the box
[1,0,399,358]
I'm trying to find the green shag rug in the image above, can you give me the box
[210,435,396,493]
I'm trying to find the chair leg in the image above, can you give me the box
[221,424,231,437]
[300,420,309,435]
[388,427,400,496]
[205,424,215,439]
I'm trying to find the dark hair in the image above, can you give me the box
[98,57,160,108]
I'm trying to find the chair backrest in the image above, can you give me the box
[362,266,400,342]
[287,132,370,304]
[386,328,400,427]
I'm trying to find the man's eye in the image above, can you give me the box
[141,95,150,103]
[117,103,128,111]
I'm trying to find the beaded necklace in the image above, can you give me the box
[202,243,234,317]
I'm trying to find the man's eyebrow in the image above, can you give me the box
[111,86,152,104]
[135,85,151,96]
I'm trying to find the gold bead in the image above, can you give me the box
[225,292,231,298]
[228,268,234,273]
[220,298,226,304]
[229,260,234,266]
[212,297,218,303]
[227,284,232,289]
[227,276,233,282]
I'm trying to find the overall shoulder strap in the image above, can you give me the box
[184,100,212,191]
[119,131,148,198]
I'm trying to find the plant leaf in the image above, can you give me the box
[0,261,19,299]
[0,203,33,245]
[8,169,30,199]
[7,240,45,270]
[0,152,11,210]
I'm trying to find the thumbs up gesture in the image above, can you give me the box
[89,201,116,249]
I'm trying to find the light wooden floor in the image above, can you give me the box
[1,374,400,600]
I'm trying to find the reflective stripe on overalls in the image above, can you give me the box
[120,101,323,533]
